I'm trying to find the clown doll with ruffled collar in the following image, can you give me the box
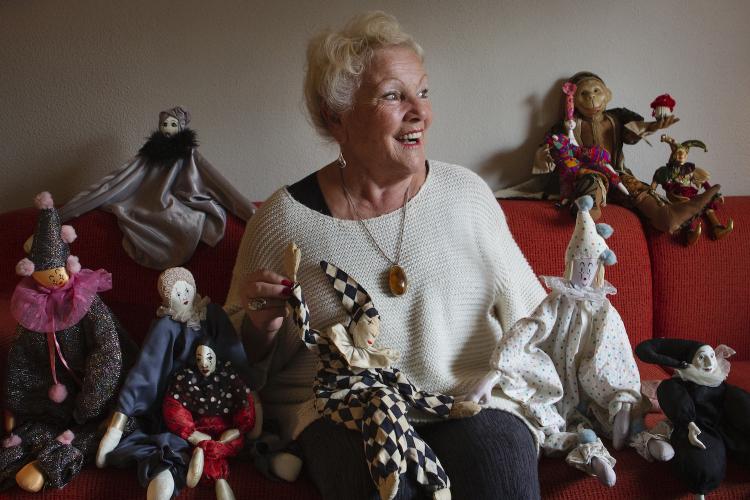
[634,339,750,499]
[469,196,642,487]
[0,192,135,493]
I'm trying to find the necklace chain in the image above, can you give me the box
[339,168,409,267]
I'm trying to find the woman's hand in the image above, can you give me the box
[241,269,293,359]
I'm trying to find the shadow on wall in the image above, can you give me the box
[478,79,567,191]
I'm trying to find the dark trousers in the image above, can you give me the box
[298,409,540,500]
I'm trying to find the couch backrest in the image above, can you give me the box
[500,200,654,349]
[647,197,750,360]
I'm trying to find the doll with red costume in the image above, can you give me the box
[162,335,256,500]
[0,192,135,492]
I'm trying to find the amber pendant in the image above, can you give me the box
[388,265,408,296]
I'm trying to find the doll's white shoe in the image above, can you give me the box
[611,406,631,450]
[433,487,451,500]
[270,451,303,482]
[647,439,675,461]
[147,469,175,500]
[186,446,204,488]
[15,461,45,492]
[216,478,237,500]
[589,456,616,487]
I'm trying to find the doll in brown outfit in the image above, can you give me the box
[533,71,719,229]
[652,135,733,244]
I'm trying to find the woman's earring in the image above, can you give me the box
[337,152,347,169]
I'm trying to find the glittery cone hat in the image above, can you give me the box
[564,196,616,288]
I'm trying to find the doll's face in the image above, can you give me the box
[160,116,180,137]
[571,258,597,287]
[673,149,688,164]
[169,280,195,315]
[574,79,612,119]
[691,345,717,373]
[32,266,69,288]
[351,315,381,349]
[195,344,217,377]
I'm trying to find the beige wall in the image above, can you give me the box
[2,0,749,212]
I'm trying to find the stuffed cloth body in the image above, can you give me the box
[1,275,135,490]
[162,361,255,485]
[60,129,255,270]
[105,303,251,494]
[287,269,466,500]
[487,276,640,472]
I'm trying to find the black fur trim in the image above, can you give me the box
[138,128,198,163]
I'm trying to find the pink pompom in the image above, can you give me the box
[49,383,68,403]
[56,430,75,445]
[61,225,77,244]
[66,255,81,274]
[16,258,35,276]
[34,191,54,209]
[2,433,21,448]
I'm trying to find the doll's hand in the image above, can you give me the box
[465,371,501,405]
[96,426,123,468]
[688,422,706,450]
[646,116,680,133]
[187,430,212,446]
[219,428,241,443]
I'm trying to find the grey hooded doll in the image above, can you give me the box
[60,106,255,270]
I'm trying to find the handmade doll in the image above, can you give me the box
[0,191,135,492]
[284,243,481,500]
[651,135,733,244]
[59,106,255,270]
[468,196,641,487]
[531,71,719,230]
[635,339,750,498]
[162,336,255,500]
[96,267,257,500]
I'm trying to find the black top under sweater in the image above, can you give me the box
[287,172,331,215]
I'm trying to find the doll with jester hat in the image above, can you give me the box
[59,106,256,270]
[468,196,641,487]
[283,243,481,500]
[1,191,136,493]
[96,267,258,500]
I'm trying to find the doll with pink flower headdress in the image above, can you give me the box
[0,192,135,493]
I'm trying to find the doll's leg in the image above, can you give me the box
[670,426,726,495]
[31,420,101,489]
[0,421,56,490]
[720,385,750,464]
[402,429,450,498]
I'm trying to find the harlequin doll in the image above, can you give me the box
[284,243,481,500]
[532,72,719,229]
[635,339,750,499]
[0,192,135,492]
[651,135,733,244]
[96,267,256,500]
[468,196,641,487]
[163,336,256,500]
[60,106,256,270]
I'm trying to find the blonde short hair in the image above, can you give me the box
[303,11,424,140]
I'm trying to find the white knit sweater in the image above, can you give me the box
[225,161,546,443]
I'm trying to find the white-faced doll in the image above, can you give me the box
[284,243,480,500]
[96,267,256,500]
[162,336,256,500]
[468,195,641,487]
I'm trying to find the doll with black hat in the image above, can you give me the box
[635,338,750,498]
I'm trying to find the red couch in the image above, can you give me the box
[1,198,748,499]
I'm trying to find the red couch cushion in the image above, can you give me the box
[500,200,654,349]
[648,196,750,360]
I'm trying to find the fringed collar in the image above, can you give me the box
[138,128,198,164]
[323,323,400,369]
[541,275,616,304]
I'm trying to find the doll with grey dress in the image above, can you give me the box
[469,195,641,487]
[60,106,255,270]
[0,192,136,493]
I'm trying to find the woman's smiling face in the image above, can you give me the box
[335,46,432,175]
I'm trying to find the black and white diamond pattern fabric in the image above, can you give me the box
[286,271,454,499]
[320,261,379,323]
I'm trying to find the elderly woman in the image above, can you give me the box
[225,11,546,499]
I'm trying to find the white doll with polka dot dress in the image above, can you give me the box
[468,195,642,487]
